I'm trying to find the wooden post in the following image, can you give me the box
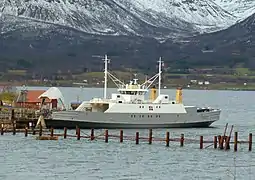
[200,136,203,149]
[77,128,80,140]
[234,132,238,152]
[50,127,54,137]
[1,124,3,135]
[76,125,78,135]
[219,136,224,150]
[12,121,16,135]
[105,129,108,143]
[39,122,42,137]
[248,133,252,151]
[91,128,94,140]
[120,130,123,143]
[214,136,217,149]
[180,134,184,147]
[24,127,28,137]
[225,136,230,150]
[166,132,170,147]
[136,132,139,144]
[64,127,67,139]
[149,129,152,144]
[32,126,36,135]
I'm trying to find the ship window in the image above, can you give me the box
[118,101,122,103]
[151,115,152,118]
[159,106,161,108]
[142,115,144,118]
[148,115,150,118]
[117,95,120,98]
[134,115,136,118]
[172,102,175,104]
[156,115,158,118]
[165,96,167,99]
[131,115,133,118]
[159,115,160,118]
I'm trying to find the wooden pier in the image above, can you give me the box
[0,123,253,152]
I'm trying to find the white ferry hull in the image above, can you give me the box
[45,109,221,129]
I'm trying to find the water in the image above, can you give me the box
[0,87,255,179]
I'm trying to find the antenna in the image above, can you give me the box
[103,54,110,99]
[157,57,163,96]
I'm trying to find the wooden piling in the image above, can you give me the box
[1,124,3,135]
[77,128,80,140]
[91,128,94,140]
[120,130,123,143]
[248,133,252,151]
[32,127,36,135]
[136,132,139,144]
[180,134,184,147]
[214,136,217,149]
[200,136,203,149]
[12,121,16,135]
[24,127,28,137]
[105,129,108,143]
[166,132,170,147]
[225,136,230,150]
[234,132,238,152]
[76,125,78,135]
[148,129,152,144]
[219,136,224,150]
[63,127,67,139]
[50,127,54,137]
[39,122,42,137]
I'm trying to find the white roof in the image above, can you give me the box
[38,87,64,102]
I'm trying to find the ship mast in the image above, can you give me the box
[157,57,163,96]
[103,54,110,99]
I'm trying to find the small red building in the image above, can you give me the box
[15,90,57,110]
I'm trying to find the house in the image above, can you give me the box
[15,90,52,110]
[15,87,65,110]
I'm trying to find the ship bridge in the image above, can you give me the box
[111,79,148,103]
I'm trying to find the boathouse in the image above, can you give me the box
[15,87,65,110]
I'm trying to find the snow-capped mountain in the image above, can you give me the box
[214,0,255,20]
[0,0,236,39]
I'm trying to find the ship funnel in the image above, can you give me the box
[175,87,183,104]
[150,85,157,101]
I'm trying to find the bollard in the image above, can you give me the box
[180,134,184,147]
[120,130,123,143]
[24,127,28,137]
[200,136,203,149]
[234,132,238,152]
[136,132,139,144]
[105,129,108,143]
[248,133,252,151]
[149,129,152,145]
[166,132,170,147]
[64,127,67,139]
[214,136,217,149]
[91,128,94,140]
[50,127,54,137]
[77,128,80,140]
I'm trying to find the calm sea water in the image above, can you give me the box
[0,87,254,180]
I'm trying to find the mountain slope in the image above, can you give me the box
[0,0,236,39]
[214,0,255,20]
